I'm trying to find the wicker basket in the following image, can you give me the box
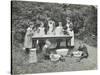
[56,49,69,56]
[29,48,37,63]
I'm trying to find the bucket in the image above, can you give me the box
[29,48,37,63]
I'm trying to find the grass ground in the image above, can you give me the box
[12,39,97,74]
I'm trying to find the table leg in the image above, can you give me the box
[66,38,68,48]
[32,40,37,48]
[66,38,71,48]
[56,39,60,49]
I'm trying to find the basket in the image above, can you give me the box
[50,54,61,61]
[56,49,69,56]
[29,48,37,63]
[72,51,83,57]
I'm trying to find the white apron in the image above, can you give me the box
[24,27,33,48]
[67,29,74,46]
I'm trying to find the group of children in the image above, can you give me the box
[23,17,88,62]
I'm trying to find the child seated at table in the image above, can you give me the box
[47,20,55,35]
[38,21,45,36]
[55,22,64,35]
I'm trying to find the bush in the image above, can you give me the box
[11,1,97,43]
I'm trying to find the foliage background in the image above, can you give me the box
[11,1,97,46]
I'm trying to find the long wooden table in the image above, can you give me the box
[32,35,72,39]
[32,35,72,49]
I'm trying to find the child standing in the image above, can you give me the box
[67,28,74,48]
[24,24,34,54]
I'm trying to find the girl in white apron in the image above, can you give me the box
[65,17,74,48]
[24,25,33,53]
[67,27,74,47]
